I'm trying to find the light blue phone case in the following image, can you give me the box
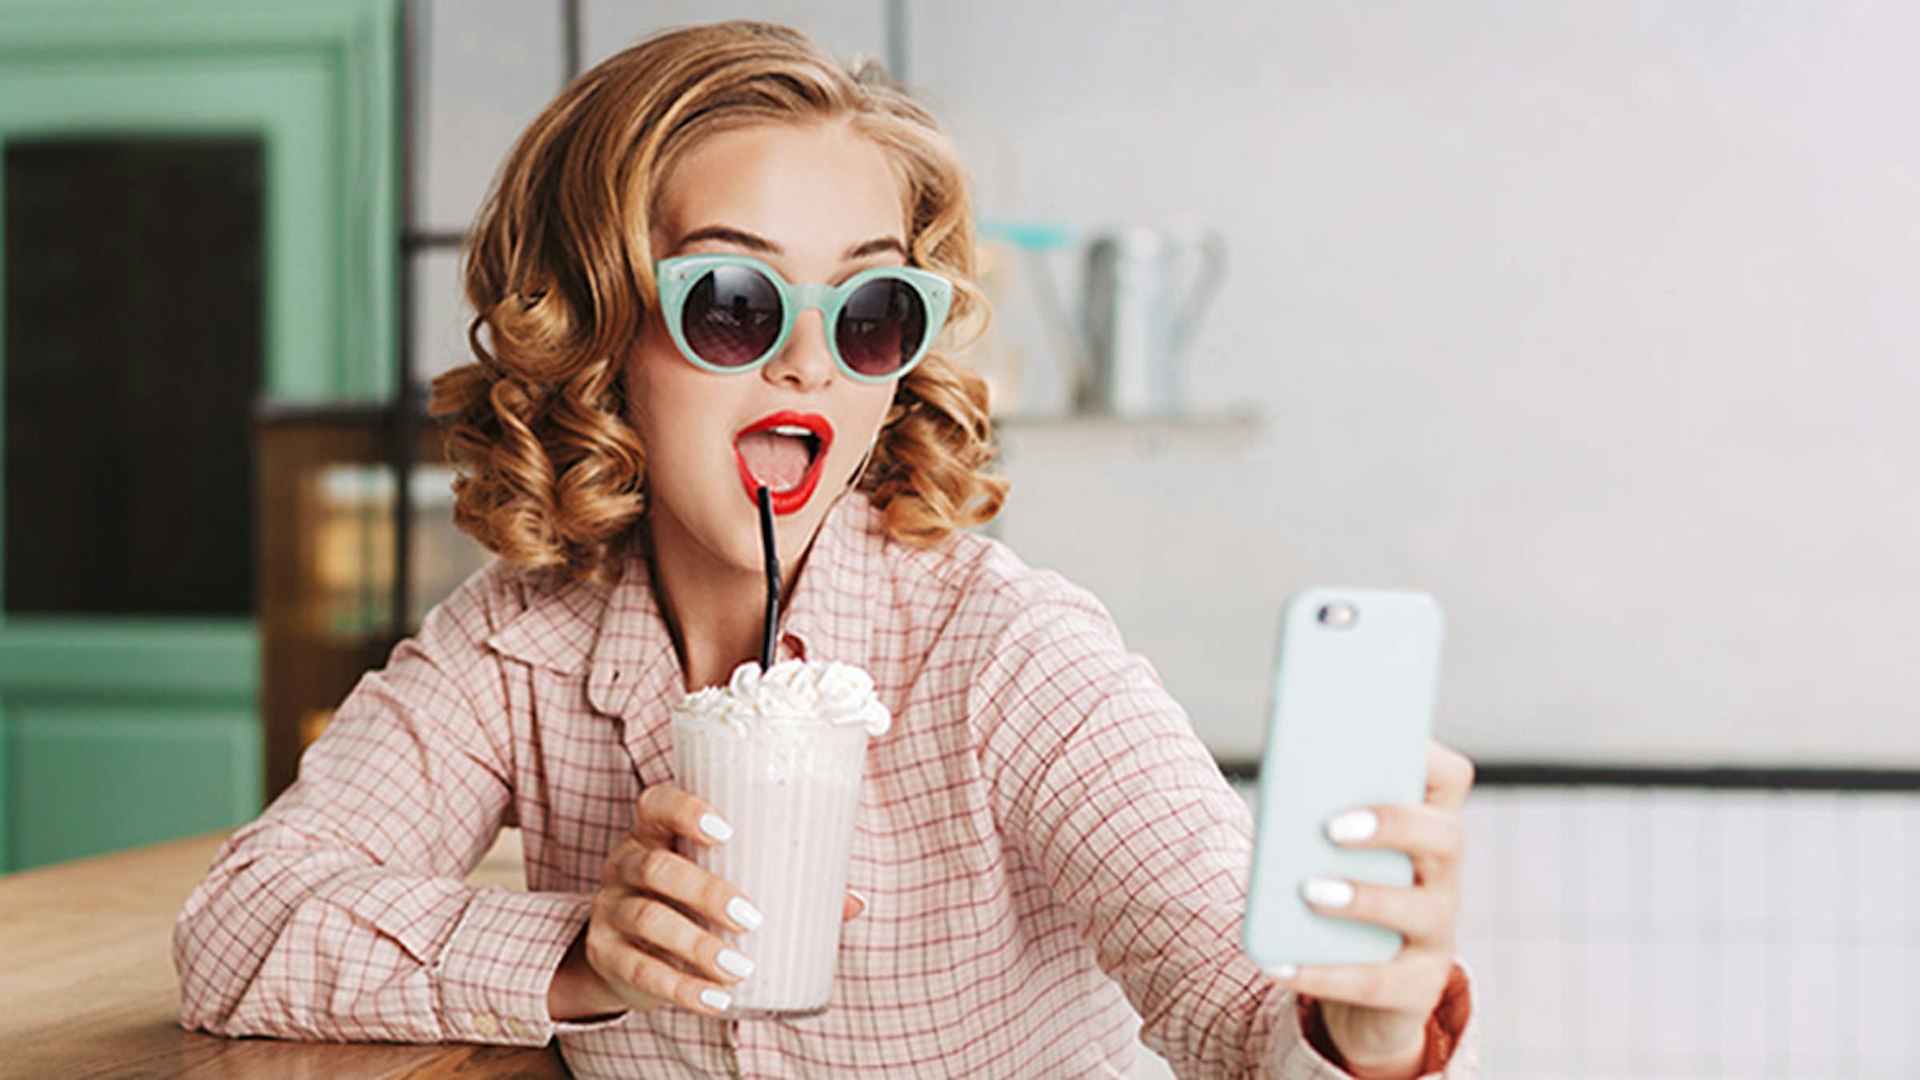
[1243,587,1445,969]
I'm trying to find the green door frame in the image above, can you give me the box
[0,0,400,401]
[0,0,399,870]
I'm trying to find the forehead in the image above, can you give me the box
[654,121,908,256]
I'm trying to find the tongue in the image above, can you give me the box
[736,431,812,491]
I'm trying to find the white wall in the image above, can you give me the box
[408,2,1920,767]
[908,1,1920,766]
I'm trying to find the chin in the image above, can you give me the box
[655,463,852,581]
[705,495,824,578]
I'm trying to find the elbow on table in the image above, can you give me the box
[170,874,259,1037]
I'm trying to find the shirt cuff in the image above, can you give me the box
[437,887,614,1045]
[1283,959,1477,1079]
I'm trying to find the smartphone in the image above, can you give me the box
[1243,587,1444,970]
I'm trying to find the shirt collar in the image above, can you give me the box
[484,492,885,717]
[480,550,678,721]
[484,495,887,789]
[481,569,609,676]
[583,551,681,720]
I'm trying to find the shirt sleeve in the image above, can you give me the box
[968,585,1479,1079]
[172,566,595,1046]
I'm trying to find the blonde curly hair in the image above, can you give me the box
[430,20,1007,583]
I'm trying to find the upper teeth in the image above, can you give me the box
[770,425,813,437]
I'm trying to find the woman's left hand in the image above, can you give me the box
[1289,741,1475,1079]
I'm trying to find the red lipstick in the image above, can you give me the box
[733,411,835,515]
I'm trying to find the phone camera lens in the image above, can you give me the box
[1316,602,1358,629]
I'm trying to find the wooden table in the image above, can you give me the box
[0,829,569,1078]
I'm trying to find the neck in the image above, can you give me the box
[643,507,816,692]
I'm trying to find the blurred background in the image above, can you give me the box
[1,1,1915,1076]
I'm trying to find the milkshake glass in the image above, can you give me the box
[670,658,889,1017]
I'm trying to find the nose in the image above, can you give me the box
[763,307,835,392]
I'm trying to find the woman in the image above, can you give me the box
[175,20,1477,1079]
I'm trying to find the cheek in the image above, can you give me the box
[841,390,894,459]
[624,316,687,423]
[623,372,659,455]
[626,355,706,481]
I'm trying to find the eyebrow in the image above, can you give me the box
[671,225,908,262]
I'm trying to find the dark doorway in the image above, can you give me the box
[4,136,263,616]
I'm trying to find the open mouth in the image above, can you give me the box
[733,411,834,515]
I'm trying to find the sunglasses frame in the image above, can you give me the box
[654,253,954,384]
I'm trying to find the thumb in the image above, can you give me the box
[841,889,868,922]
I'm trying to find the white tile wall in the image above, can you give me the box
[1224,779,1920,1077]
[1851,798,1910,929]
[1715,793,1773,937]
[1459,786,1920,1079]
[1853,944,1911,1069]
[1648,939,1706,1066]
[1716,941,1770,1077]
[1645,791,1704,937]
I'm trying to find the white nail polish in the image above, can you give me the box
[699,813,733,843]
[1302,877,1356,909]
[848,889,868,908]
[1266,963,1299,980]
[727,896,765,931]
[1325,809,1378,844]
[699,987,732,1011]
[717,949,755,978]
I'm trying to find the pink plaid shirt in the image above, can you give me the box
[175,495,1477,1078]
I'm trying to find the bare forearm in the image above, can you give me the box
[547,928,627,1022]
[1339,1037,1426,1080]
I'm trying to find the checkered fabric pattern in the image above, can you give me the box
[174,495,1476,1078]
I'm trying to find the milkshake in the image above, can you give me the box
[670,658,890,1017]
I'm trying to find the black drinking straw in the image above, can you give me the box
[756,485,781,670]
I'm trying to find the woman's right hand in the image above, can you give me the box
[552,783,761,1019]
[547,783,868,1021]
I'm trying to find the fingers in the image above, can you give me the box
[1299,876,1454,950]
[590,815,759,1019]
[1275,744,1472,1022]
[631,784,733,851]
[1425,741,1475,810]
[609,845,765,934]
[584,919,738,1017]
[606,892,755,985]
[842,889,866,922]
[589,786,772,1018]
[1326,801,1463,889]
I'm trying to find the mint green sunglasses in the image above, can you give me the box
[654,253,953,383]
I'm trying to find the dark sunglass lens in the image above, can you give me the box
[836,277,927,377]
[682,265,781,368]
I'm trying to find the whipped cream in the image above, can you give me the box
[676,659,892,737]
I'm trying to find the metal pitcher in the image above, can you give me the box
[1079,225,1226,415]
